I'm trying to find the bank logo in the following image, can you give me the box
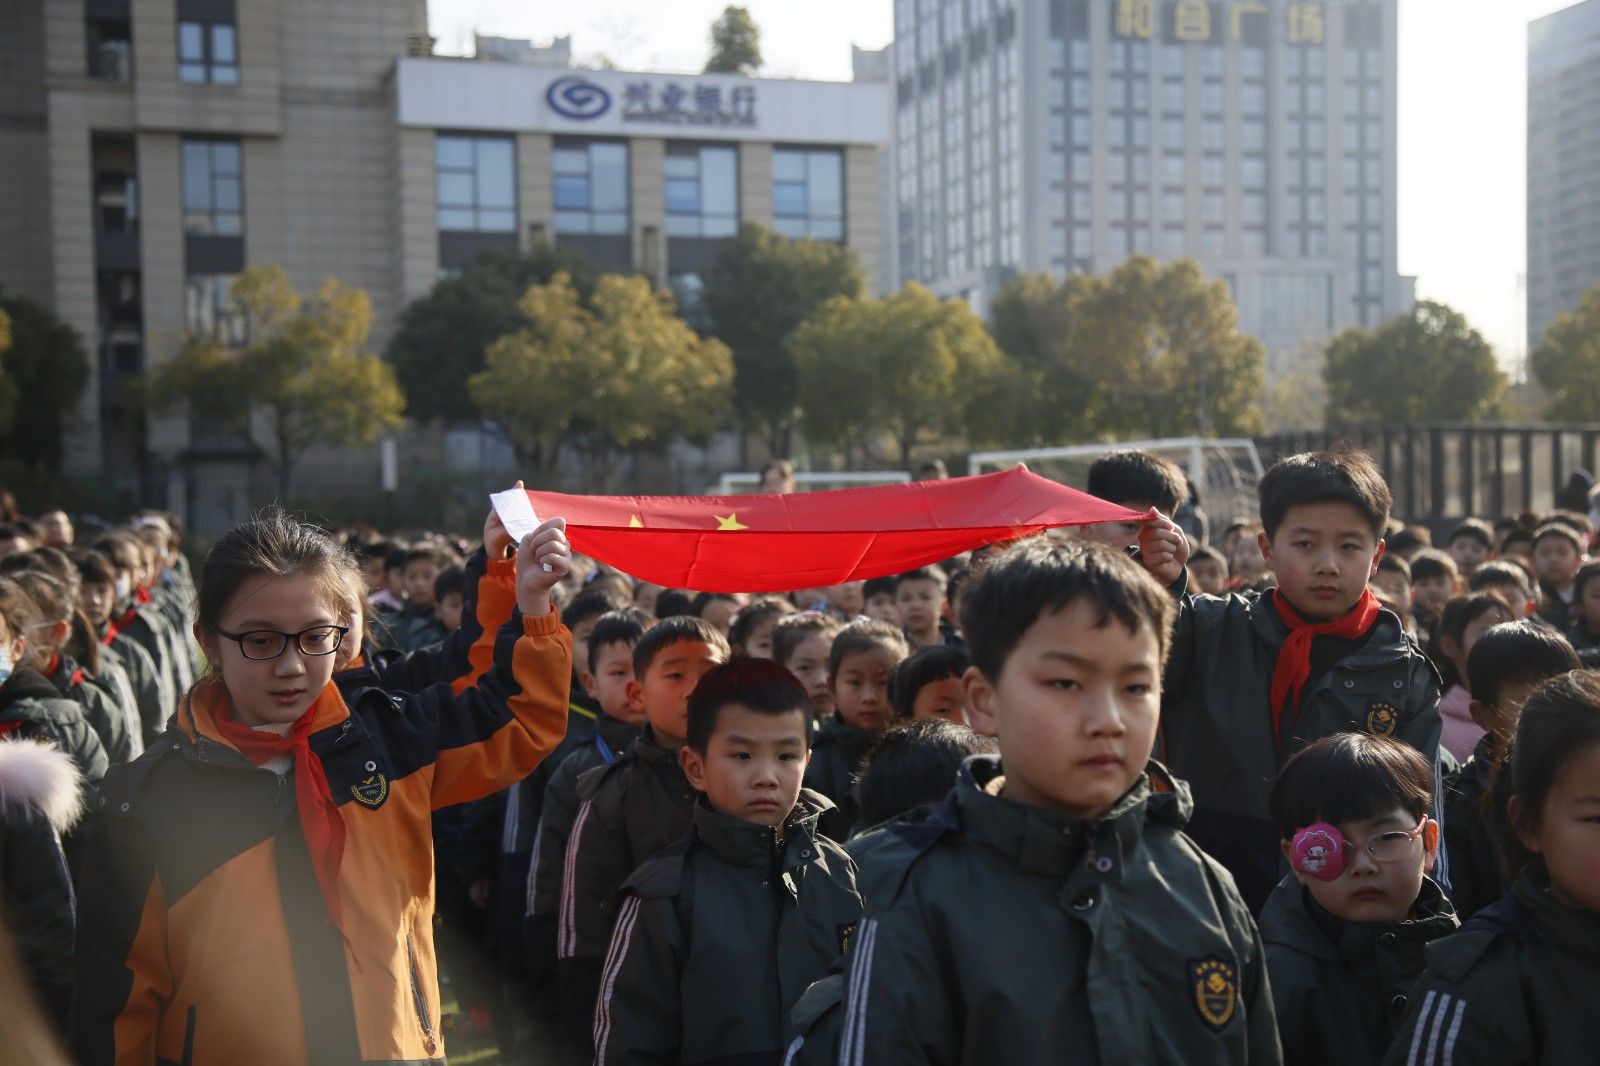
[546,76,612,121]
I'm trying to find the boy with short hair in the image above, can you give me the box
[557,616,729,1048]
[1531,521,1588,629]
[1372,553,1412,608]
[861,577,899,625]
[1081,448,1186,551]
[395,545,452,650]
[1466,559,1538,620]
[1447,518,1496,577]
[1189,544,1230,596]
[1407,548,1458,634]
[593,658,862,1063]
[433,565,468,634]
[1159,450,1442,913]
[893,567,949,648]
[838,541,1280,1063]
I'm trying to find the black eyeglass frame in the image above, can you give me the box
[213,624,350,661]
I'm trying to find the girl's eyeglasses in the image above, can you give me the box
[213,624,348,661]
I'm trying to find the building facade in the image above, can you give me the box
[1528,0,1600,353]
[889,0,1411,368]
[0,0,888,527]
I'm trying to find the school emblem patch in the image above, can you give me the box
[838,923,857,956]
[351,773,388,809]
[1365,700,1399,737]
[1190,956,1238,1031]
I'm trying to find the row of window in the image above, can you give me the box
[437,136,847,242]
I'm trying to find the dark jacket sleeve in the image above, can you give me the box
[1382,946,1522,1066]
[110,638,167,748]
[1,804,77,1029]
[593,892,683,1065]
[837,890,958,1065]
[1201,847,1284,1065]
[558,768,628,1045]
[359,549,517,697]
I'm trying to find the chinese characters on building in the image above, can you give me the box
[622,81,758,128]
[1113,1,1325,43]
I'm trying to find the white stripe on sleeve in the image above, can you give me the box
[592,894,642,1064]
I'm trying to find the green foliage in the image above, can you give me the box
[144,266,407,499]
[701,223,864,454]
[387,244,599,424]
[1531,285,1600,422]
[705,5,762,75]
[791,284,1006,468]
[0,295,91,468]
[989,257,1266,443]
[468,272,734,489]
[1323,300,1505,427]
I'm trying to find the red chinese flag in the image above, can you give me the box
[515,466,1153,593]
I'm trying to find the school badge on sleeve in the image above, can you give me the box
[351,772,389,809]
[1189,956,1238,1031]
[1365,700,1399,737]
[838,923,857,956]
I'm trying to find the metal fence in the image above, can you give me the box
[1254,424,1600,523]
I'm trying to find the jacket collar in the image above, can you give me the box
[176,675,355,756]
[0,665,68,709]
[1261,874,1457,963]
[630,724,687,774]
[690,789,833,872]
[1510,862,1600,958]
[818,712,881,756]
[595,712,642,752]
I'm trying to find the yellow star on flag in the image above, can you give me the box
[628,514,643,528]
[715,512,748,531]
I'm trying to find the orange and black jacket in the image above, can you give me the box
[69,606,571,1066]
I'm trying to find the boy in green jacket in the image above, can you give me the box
[594,657,863,1064]
[838,538,1281,1064]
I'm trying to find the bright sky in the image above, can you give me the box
[431,0,1582,367]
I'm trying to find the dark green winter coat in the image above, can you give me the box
[101,626,171,747]
[1441,733,1508,920]
[837,755,1282,1065]
[802,713,882,840]
[46,654,135,767]
[594,791,862,1064]
[1384,863,1600,1066]
[1163,584,1442,911]
[0,667,108,792]
[1261,875,1457,1065]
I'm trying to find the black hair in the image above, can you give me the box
[961,540,1176,681]
[1468,560,1534,599]
[653,588,694,619]
[0,523,30,544]
[1376,553,1412,582]
[771,612,843,668]
[432,565,467,604]
[1430,593,1515,689]
[691,591,741,619]
[1270,733,1434,840]
[383,545,410,573]
[631,614,729,678]
[197,508,358,636]
[68,548,117,588]
[403,545,452,570]
[1189,544,1226,568]
[1531,521,1586,556]
[893,566,948,594]
[1448,519,1495,551]
[1499,528,1535,553]
[1574,559,1600,606]
[728,596,795,653]
[565,586,630,630]
[889,644,970,719]
[862,576,897,601]
[1546,510,1595,537]
[685,657,811,754]
[586,607,655,676]
[854,719,998,829]
[827,618,911,681]
[1085,449,1186,514]
[1466,621,1581,717]
[1257,449,1391,540]
[1505,670,1600,869]
[1408,548,1458,584]
[1386,528,1429,557]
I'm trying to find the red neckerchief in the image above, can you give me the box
[135,586,152,605]
[105,605,141,643]
[1268,588,1382,744]
[0,721,23,737]
[208,683,350,946]
[44,655,85,689]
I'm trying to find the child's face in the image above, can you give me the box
[1583,579,1600,632]
[826,581,865,617]
[1480,581,1533,620]
[199,572,342,727]
[436,591,464,633]
[739,617,779,660]
[1413,574,1455,614]
[585,640,643,724]
[1285,807,1436,924]
[362,556,386,594]
[895,579,945,637]
[698,597,739,638]
[1189,558,1227,596]
[1517,741,1600,914]
[1534,537,1584,589]
[1263,504,1382,622]
[79,580,116,627]
[569,613,604,680]
[1445,605,1514,683]
[627,639,725,743]
[682,704,810,828]
[1371,570,1411,605]
[831,645,899,733]
[404,561,439,608]
[965,598,1162,819]
[633,583,662,614]
[385,564,406,598]
[1231,535,1269,578]
[1449,536,1490,575]
[911,675,969,726]
[783,635,834,719]
[864,592,900,626]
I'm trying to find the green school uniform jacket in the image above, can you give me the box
[1163,584,1443,911]
[1384,864,1600,1066]
[802,713,882,840]
[47,655,135,767]
[782,970,844,1066]
[557,726,697,1046]
[1260,875,1458,1066]
[102,626,171,747]
[1441,734,1507,920]
[838,755,1282,1065]
[593,791,863,1065]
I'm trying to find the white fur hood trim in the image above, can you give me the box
[0,739,86,833]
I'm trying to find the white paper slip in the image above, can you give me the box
[490,488,553,568]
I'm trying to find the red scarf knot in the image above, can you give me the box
[1268,588,1382,745]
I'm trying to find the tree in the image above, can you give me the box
[705,5,761,75]
[468,273,733,489]
[0,295,91,468]
[145,266,406,500]
[791,284,1006,469]
[1531,285,1600,422]
[387,244,599,424]
[1323,300,1505,427]
[702,223,864,455]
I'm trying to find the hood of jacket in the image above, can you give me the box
[0,737,85,832]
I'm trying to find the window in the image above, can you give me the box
[178,20,238,84]
[181,138,242,236]
[665,145,738,238]
[185,273,245,344]
[773,148,844,240]
[437,135,516,234]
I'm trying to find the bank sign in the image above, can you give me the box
[545,75,759,129]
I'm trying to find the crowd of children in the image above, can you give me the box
[1,444,1599,1064]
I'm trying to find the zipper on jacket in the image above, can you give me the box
[182,1004,197,1066]
[406,930,438,1057]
